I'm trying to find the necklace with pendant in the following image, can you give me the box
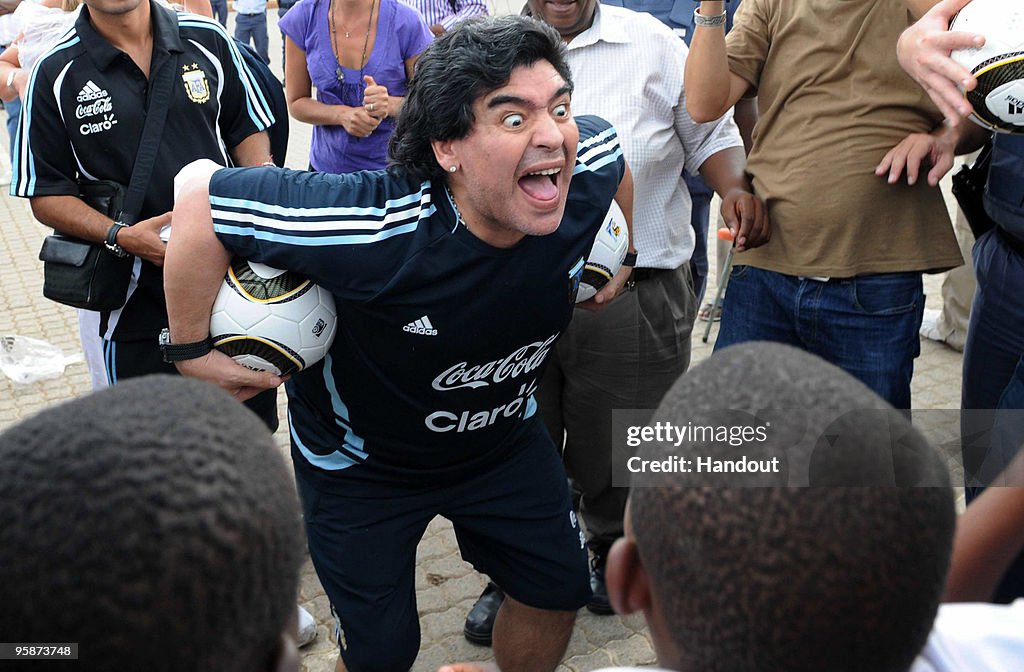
[329,0,375,83]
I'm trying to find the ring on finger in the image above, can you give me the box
[368,103,375,112]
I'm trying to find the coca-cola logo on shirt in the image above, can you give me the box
[431,333,559,391]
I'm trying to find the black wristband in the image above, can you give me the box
[104,221,130,258]
[158,328,212,363]
[622,250,639,267]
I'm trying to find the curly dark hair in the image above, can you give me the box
[631,343,955,672]
[388,15,573,182]
[0,376,303,672]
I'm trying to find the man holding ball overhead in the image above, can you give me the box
[164,16,634,672]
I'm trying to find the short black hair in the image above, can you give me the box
[0,376,303,672]
[630,343,955,672]
[388,15,573,182]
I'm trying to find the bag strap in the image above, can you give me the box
[119,51,177,225]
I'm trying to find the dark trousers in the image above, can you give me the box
[962,228,1024,602]
[235,12,270,65]
[537,264,696,548]
[102,337,279,433]
[685,171,713,304]
[211,0,228,26]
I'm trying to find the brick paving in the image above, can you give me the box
[0,9,966,670]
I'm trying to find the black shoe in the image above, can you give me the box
[464,581,505,646]
[586,546,614,615]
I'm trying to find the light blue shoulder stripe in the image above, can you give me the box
[578,126,617,151]
[213,218,425,246]
[12,35,81,197]
[210,188,428,218]
[573,147,623,176]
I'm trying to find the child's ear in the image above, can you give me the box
[606,536,652,615]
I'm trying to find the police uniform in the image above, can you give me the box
[12,2,278,425]
[208,116,624,671]
[962,133,1024,603]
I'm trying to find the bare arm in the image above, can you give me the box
[698,146,769,251]
[164,172,283,399]
[229,131,273,167]
[685,1,753,123]
[31,195,170,266]
[183,0,214,17]
[733,97,758,155]
[945,451,1024,602]
[0,45,26,103]
[284,38,380,138]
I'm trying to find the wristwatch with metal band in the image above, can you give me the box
[105,221,130,258]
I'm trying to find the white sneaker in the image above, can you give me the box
[919,308,944,342]
[297,605,317,648]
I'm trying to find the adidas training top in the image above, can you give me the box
[12,1,274,342]
[210,115,624,484]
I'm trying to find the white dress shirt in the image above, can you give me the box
[566,4,743,270]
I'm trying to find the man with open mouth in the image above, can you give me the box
[163,15,635,672]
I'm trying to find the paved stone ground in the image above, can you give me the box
[0,7,967,671]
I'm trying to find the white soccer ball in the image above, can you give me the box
[950,0,1024,134]
[209,259,337,376]
[576,200,630,303]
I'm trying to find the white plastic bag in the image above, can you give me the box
[0,335,83,384]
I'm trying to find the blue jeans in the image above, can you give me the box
[6,95,21,164]
[715,266,924,409]
[961,228,1024,602]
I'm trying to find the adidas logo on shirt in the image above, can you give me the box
[403,316,438,336]
[77,80,109,103]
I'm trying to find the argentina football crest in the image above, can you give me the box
[181,64,210,104]
[567,255,585,304]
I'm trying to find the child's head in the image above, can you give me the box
[0,376,304,672]
[613,343,956,672]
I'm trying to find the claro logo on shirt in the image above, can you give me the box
[76,81,118,136]
[423,334,558,434]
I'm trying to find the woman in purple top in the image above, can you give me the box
[280,0,432,173]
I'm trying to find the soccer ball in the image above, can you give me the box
[209,259,337,376]
[950,0,1024,134]
[576,200,630,303]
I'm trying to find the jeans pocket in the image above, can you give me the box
[850,273,923,316]
[729,264,752,281]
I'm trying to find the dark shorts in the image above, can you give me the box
[294,421,590,672]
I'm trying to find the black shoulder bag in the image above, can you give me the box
[38,54,176,312]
